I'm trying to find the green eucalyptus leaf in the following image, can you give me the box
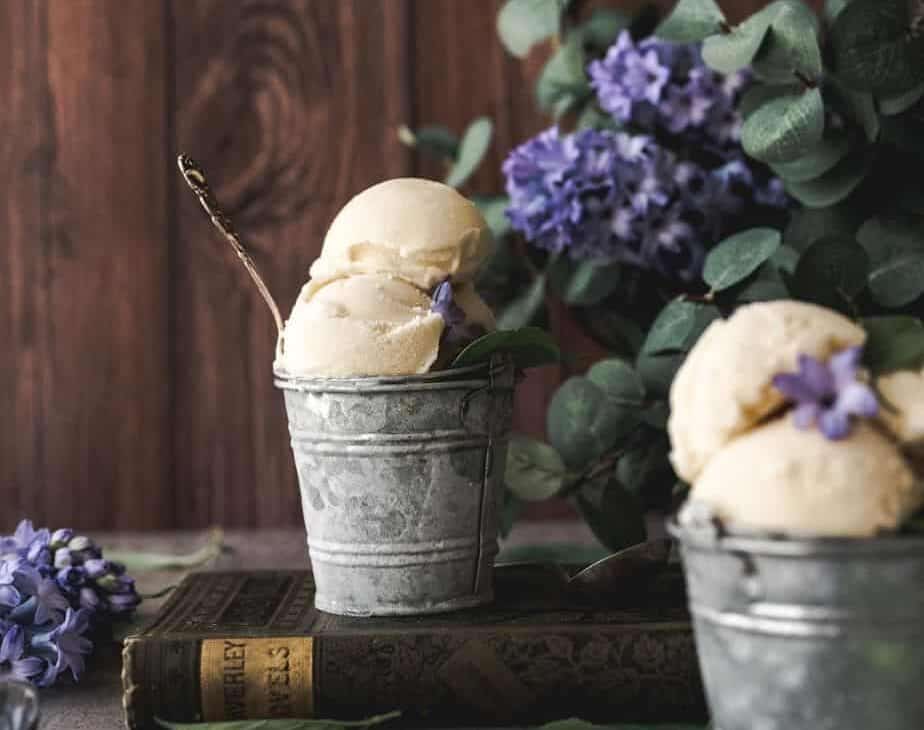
[733,270,791,303]
[155,711,401,730]
[586,358,645,405]
[880,115,924,161]
[770,135,851,182]
[742,88,824,163]
[561,261,622,305]
[536,35,590,113]
[784,204,863,251]
[505,435,567,501]
[857,214,924,268]
[547,377,605,467]
[576,103,622,131]
[862,316,924,373]
[739,83,801,118]
[792,235,869,311]
[451,326,559,370]
[751,0,822,83]
[655,0,726,42]
[497,275,547,329]
[445,117,493,188]
[824,0,852,24]
[617,432,675,510]
[573,477,646,552]
[701,4,777,73]
[412,125,459,160]
[472,195,512,239]
[578,8,630,49]
[784,148,870,207]
[772,244,801,274]
[704,227,782,291]
[832,0,924,95]
[868,253,924,308]
[879,82,924,115]
[497,0,567,58]
[641,299,698,355]
[635,351,684,397]
[105,528,224,571]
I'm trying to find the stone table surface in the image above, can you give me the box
[37,521,598,730]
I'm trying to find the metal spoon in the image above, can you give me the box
[176,154,285,352]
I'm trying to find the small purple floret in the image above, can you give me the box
[772,347,878,440]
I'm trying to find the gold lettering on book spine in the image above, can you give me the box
[200,638,314,721]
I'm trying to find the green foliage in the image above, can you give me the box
[880,82,924,116]
[641,299,720,355]
[409,125,459,160]
[791,235,869,312]
[452,327,559,370]
[783,149,870,207]
[445,117,493,188]
[741,88,824,163]
[868,253,924,308]
[472,195,512,239]
[751,0,822,84]
[536,35,591,116]
[573,476,646,552]
[701,3,778,73]
[863,316,924,373]
[497,0,568,58]
[106,528,224,572]
[656,0,726,42]
[554,259,623,306]
[577,8,630,50]
[703,228,781,291]
[831,0,924,95]
[547,358,645,468]
[505,435,568,501]
[770,136,850,182]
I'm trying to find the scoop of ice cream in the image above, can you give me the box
[684,417,921,537]
[668,300,866,483]
[309,178,493,290]
[275,274,445,377]
[877,368,924,445]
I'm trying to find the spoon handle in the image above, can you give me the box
[176,154,285,348]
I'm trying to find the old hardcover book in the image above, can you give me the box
[122,564,704,728]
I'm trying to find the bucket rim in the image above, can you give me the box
[667,516,924,557]
[273,357,511,392]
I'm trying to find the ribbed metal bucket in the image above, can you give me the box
[670,519,924,730]
[274,358,514,616]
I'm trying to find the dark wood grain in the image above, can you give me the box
[171,0,412,527]
[0,0,171,530]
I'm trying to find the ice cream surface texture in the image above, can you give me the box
[668,300,866,483]
[877,368,924,446]
[685,418,920,537]
[308,178,493,291]
[275,178,494,377]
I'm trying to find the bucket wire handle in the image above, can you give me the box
[176,154,286,353]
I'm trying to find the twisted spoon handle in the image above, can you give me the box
[176,154,285,349]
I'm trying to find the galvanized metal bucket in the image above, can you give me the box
[670,518,924,730]
[274,358,515,617]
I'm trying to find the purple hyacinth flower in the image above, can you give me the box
[623,46,670,105]
[48,608,93,681]
[15,567,70,625]
[78,587,101,611]
[772,347,879,440]
[430,279,466,328]
[0,560,22,609]
[0,624,45,682]
[83,559,109,579]
[107,592,142,614]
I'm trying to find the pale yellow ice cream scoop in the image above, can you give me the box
[684,417,921,537]
[275,274,445,377]
[877,368,924,446]
[668,300,866,483]
[309,178,494,291]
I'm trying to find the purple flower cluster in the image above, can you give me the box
[0,520,140,686]
[773,347,879,440]
[504,127,749,279]
[588,32,746,152]
[502,33,789,280]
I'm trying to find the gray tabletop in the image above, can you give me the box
[38,522,597,729]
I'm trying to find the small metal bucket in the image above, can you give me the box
[670,518,924,730]
[274,358,514,616]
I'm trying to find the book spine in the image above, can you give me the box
[122,627,705,728]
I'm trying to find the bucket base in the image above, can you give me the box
[315,589,493,617]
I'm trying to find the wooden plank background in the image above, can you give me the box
[1,0,812,530]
